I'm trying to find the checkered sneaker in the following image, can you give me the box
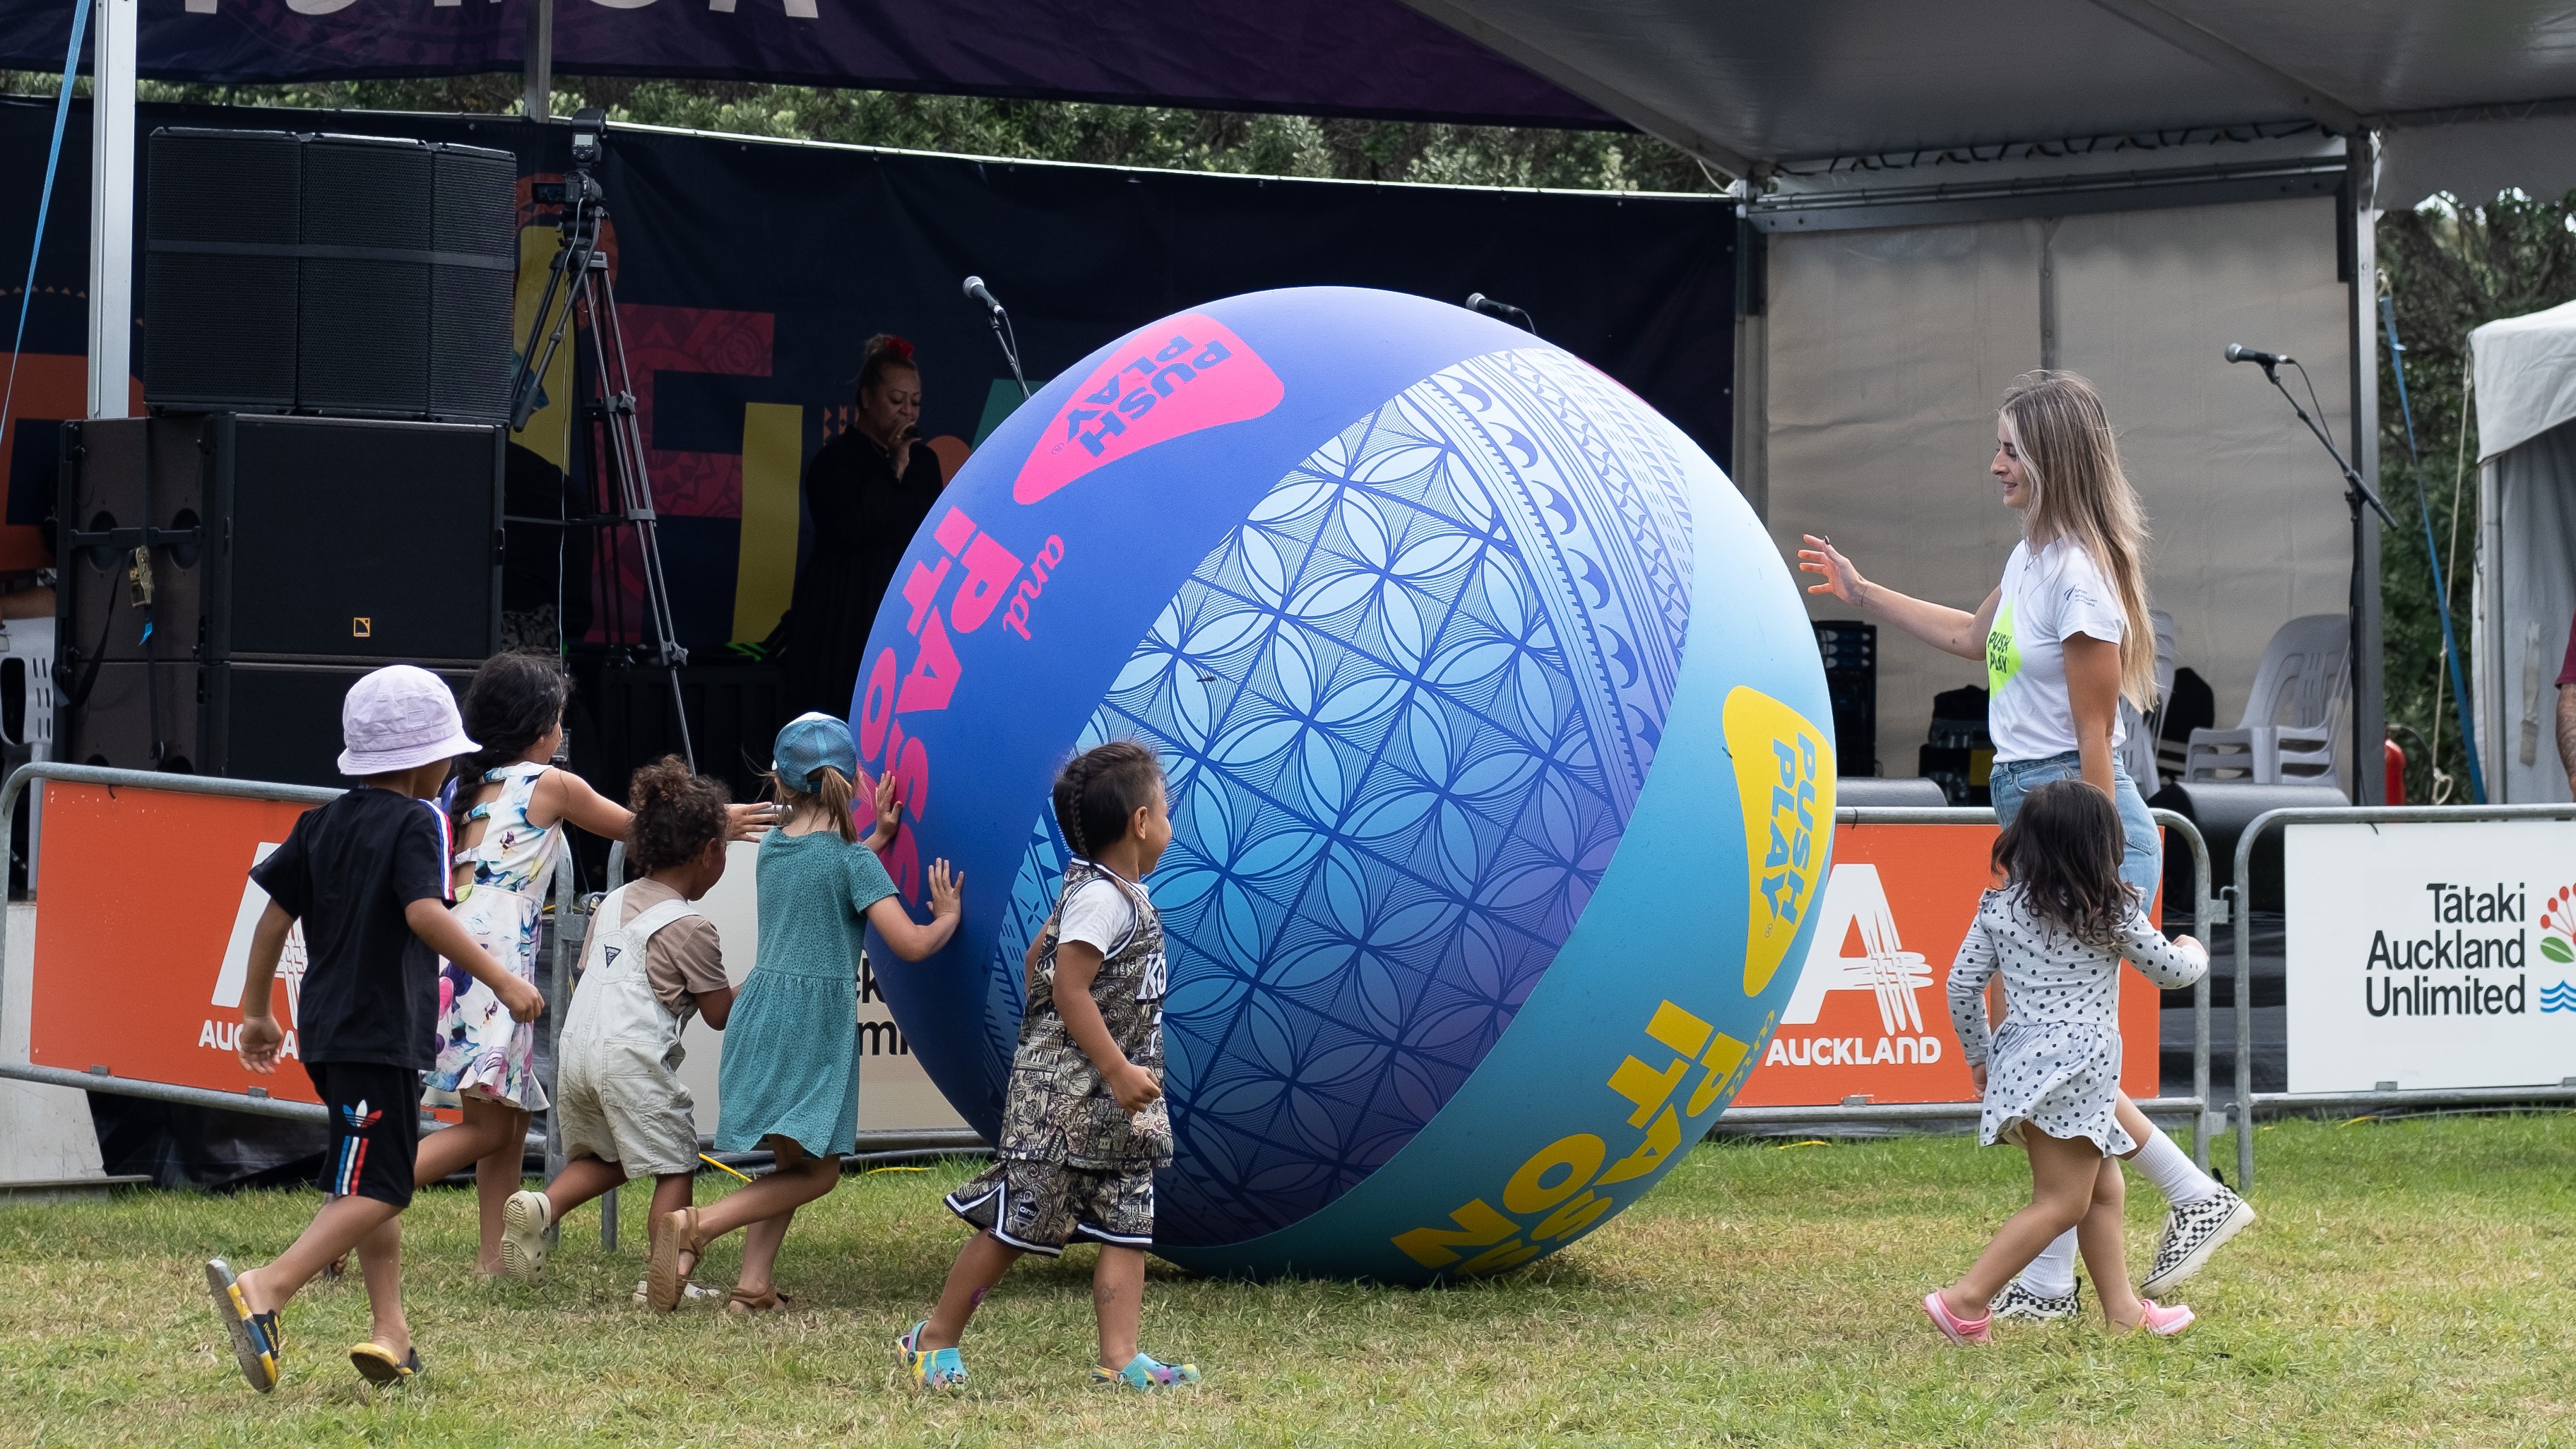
[1990,1277,2083,1321]
[2139,1186,2255,1298]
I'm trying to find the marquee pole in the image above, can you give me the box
[524,0,554,123]
[85,0,134,420]
[2345,134,2385,804]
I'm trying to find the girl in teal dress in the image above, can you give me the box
[648,713,963,1312]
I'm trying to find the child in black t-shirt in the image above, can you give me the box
[205,666,541,1392]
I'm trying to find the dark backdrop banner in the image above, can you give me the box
[0,0,1614,127]
[0,97,1732,658]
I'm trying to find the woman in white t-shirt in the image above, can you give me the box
[1797,370,2252,1321]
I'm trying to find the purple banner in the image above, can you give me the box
[0,0,1616,128]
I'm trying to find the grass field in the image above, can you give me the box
[3,1114,2572,1447]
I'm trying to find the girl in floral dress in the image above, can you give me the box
[414,653,771,1276]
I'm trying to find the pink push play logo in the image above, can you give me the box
[1013,314,1283,504]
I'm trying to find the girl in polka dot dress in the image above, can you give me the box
[1923,780,2209,1344]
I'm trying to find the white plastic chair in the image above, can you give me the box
[2183,614,2349,791]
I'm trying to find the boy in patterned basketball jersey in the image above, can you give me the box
[901,740,1201,1392]
[203,666,538,1392]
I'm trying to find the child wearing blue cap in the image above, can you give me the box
[646,712,962,1312]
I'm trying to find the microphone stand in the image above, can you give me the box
[987,303,1030,400]
[2255,358,2395,798]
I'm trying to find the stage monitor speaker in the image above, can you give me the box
[60,414,502,675]
[61,661,469,787]
[143,127,518,423]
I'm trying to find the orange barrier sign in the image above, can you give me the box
[1731,820,2162,1107]
[25,786,2161,1118]
[29,783,328,1103]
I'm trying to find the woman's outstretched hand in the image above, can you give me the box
[1796,534,1868,607]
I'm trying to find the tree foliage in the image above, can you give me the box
[2377,191,2576,802]
[6,71,1719,193]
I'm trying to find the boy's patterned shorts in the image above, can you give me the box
[944,1157,1153,1256]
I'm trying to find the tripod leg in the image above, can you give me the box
[583,265,695,769]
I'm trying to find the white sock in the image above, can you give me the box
[2129,1127,2221,1209]
[2019,1231,2079,1296]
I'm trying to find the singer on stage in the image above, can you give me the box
[782,333,942,720]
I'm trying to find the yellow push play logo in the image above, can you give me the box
[1726,686,1834,997]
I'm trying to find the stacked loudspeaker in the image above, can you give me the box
[144,128,518,421]
[58,128,516,787]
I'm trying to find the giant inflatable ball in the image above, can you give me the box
[853,287,1834,1281]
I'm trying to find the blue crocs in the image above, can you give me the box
[1091,1352,1200,1391]
[897,1320,968,1390]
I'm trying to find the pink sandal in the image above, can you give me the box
[2123,1298,2195,1337]
[1922,1291,1993,1345]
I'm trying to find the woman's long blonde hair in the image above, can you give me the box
[1999,371,2157,710]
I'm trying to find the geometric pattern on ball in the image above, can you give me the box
[988,348,1696,1248]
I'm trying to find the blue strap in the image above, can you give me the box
[2378,297,2486,803]
[0,0,93,447]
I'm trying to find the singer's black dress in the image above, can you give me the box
[781,427,945,721]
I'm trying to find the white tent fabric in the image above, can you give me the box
[1405,1,2576,177]
[1763,197,2356,779]
[2379,114,2576,214]
[2471,298,2576,463]
[2471,297,2576,802]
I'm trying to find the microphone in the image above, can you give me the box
[1466,292,1537,334]
[963,276,1004,316]
[2225,343,2293,367]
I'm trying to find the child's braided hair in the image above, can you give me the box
[1052,740,1163,861]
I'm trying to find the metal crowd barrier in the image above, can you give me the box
[0,762,983,1215]
[2226,800,2576,1193]
[0,763,360,1125]
[1716,805,2222,1171]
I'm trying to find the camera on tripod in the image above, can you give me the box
[502,106,696,750]
[530,110,609,218]
[530,175,605,211]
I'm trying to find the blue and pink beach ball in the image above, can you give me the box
[851,287,1832,1281]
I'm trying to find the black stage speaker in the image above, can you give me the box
[56,415,206,667]
[61,414,503,670]
[62,661,470,786]
[143,130,301,412]
[144,128,518,422]
[59,415,502,780]
[1814,620,1877,777]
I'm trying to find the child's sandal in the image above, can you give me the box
[1922,1290,1993,1346]
[1092,1352,1200,1390]
[2118,1298,2195,1337]
[348,1341,422,1385]
[898,1320,968,1390]
[647,1207,704,1314]
[203,1259,281,1392]
[724,1286,794,1315]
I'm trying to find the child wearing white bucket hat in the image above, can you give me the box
[206,666,542,1392]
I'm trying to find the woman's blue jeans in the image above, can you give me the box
[1987,750,2163,906]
